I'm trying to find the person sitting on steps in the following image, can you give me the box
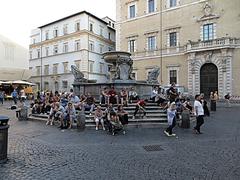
[132,99,146,119]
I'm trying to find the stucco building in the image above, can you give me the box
[29,11,115,92]
[0,34,29,81]
[116,0,240,97]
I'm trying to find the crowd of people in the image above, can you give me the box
[1,83,233,136]
[29,87,137,134]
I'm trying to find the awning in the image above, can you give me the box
[12,80,35,86]
[0,67,31,81]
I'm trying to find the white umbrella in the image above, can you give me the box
[12,80,33,85]
[0,81,12,84]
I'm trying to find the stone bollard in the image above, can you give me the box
[181,110,190,129]
[0,115,9,163]
[77,110,86,130]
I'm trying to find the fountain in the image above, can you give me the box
[72,51,160,99]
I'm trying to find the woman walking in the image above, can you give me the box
[164,102,177,137]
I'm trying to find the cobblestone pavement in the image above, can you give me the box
[0,102,240,180]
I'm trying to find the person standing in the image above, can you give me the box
[224,93,231,107]
[11,88,18,104]
[164,102,177,137]
[0,90,4,105]
[168,83,178,103]
[200,94,210,117]
[193,94,205,134]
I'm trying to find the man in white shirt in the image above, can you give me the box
[194,94,205,134]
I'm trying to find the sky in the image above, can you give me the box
[0,0,116,48]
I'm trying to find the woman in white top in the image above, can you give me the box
[193,94,204,134]
[94,106,105,131]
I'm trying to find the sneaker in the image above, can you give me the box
[89,113,92,116]
[170,133,176,136]
[50,122,53,126]
[96,127,98,131]
[164,130,170,136]
[103,127,106,131]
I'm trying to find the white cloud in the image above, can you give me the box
[0,0,116,48]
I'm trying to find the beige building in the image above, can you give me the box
[116,0,240,97]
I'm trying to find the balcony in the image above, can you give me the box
[131,46,185,59]
[186,37,240,53]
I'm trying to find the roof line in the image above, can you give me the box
[38,11,109,28]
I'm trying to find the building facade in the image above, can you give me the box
[29,11,115,92]
[116,0,240,97]
[0,34,29,81]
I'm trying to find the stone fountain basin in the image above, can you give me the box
[102,51,131,64]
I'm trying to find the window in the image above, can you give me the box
[45,47,49,57]
[53,29,58,38]
[169,70,177,84]
[75,22,80,31]
[99,63,104,74]
[53,45,58,55]
[63,43,68,53]
[129,5,136,18]
[45,31,49,40]
[100,27,103,36]
[170,0,177,8]
[203,23,214,41]
[109,21,111,26]
[75,40,80,51]
[112,23,115,28]
[63,24,68,35]
[63,62,68,73]
[148,0,155,13]
[128,40,136,52]
[169,32,177,47]
[89,42,94,52]
[29,51,32,59]
[62,81,68,89]
[108,32,111,40]
[53,64,58,74]
[147,36,156,50]
[75,60,81,69]
[44,65,49,75]
[89,62,94,73]
[90,23,93,32]
[99,45,104,53]
[36,66,41,76]
[44,82,49,90]
[37,49,40,58]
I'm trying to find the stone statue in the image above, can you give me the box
[114,57,134,80]
[147,67,160,84]
[71,65,87,83]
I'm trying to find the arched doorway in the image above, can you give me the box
[200,63,218,97]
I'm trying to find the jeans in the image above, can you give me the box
[166,117,176,135]
[133,106,146,116]
[84,104,95,113]
[194,115,204,133]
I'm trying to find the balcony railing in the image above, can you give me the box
[186,37,240,52]
[131,37,240,58]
